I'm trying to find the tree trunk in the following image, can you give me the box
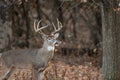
[0,1,12,52]
[101,0,120,79]
[36,0,41,20]
[21,0,30,48]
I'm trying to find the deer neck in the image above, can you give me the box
[42,42,55,52]
[47,46,55,52]
[40,42,55,60]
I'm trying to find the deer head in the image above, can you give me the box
[34,19,62,48]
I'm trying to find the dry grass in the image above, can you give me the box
[45,61,102,80]
[0,63,102,80]
[0,68,33,80]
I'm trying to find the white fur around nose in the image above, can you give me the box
[47,46,55,51]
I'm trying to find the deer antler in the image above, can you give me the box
[34,19,62,36]
[34,20,48,35]
[51,19,63,35]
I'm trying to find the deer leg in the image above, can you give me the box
[37,67,46,80]
[38,72,44,80]
[33,69,45,80]
[1,66,15,80]
[33,69,38,80]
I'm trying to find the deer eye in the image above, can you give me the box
[48,38,51,40]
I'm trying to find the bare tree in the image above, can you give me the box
[101,0,120,79]
[0,1,12,51]
[21,0,30,47]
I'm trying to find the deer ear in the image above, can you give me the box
[54,33,59,39]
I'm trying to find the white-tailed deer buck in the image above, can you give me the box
[0,19,62,80]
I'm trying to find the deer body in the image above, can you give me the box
[1,45,54,69]
[0,19,62,80]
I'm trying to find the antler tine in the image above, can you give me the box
[34,20,48,35]
[34,20,38,32]
[52,22,57,31]
[57,18,62,29]
[36,20,42,32]
[51,19,63,35]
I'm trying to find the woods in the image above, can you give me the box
[0,0,102,53]
[0,0,120,80]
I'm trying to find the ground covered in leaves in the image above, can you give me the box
[0,52,102,80]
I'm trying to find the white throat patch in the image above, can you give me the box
[47,46,55,51]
